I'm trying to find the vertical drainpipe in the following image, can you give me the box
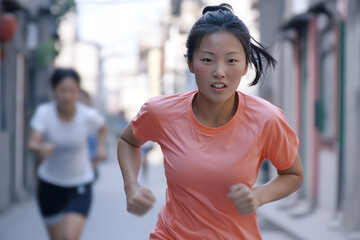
[292,31,301,151]
[337,0,346,212]
[307,16,319,208]
[293,30,305,199]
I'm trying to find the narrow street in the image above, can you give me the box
[1,0,360,239]
[0,143,299,240]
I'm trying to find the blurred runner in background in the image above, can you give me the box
[28,68,107,240]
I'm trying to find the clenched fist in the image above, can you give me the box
[227,183,260,215]
[125,184,156,216]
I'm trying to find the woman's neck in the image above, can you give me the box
[192,92,238,128]
[57,104,76,122]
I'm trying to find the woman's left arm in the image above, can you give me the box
[228,154,303,215]
[93,124,108,166]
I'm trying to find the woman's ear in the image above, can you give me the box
[188,62,194,73]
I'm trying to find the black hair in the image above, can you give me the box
[50,68,81,89]
[185,3,276,86]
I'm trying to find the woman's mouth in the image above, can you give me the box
[211,83,226,89]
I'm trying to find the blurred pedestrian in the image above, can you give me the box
[117,3,303,240]
[28,68,107,240]
[114,110,129,138]
[78,88,104,181]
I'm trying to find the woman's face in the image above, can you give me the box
[53,77,79,111]
[188,31,248,104]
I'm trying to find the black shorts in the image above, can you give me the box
[37,179,92,224]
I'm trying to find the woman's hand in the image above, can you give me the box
[39,143,55,159]
[92,146,107,170]
[96,125,107,160]
[28,130,54,160]
[228,154,303,215]
[95,146,107,160]
[125,184,156,216]
[227,183,260,215]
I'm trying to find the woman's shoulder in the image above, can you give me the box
[145,91,194,114]
[242,92,278,111]
[34,102,55,114]
[240,92,283,123]
[147,91,194,107]
[30,102,55,129]
[77,102,94,112]
[136,91,195,126]
[76,102,103,119]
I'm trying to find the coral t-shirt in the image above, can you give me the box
[131,90,299,240]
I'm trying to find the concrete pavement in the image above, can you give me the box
[257,198,348,240]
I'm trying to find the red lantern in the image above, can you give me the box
[0,13,18,60]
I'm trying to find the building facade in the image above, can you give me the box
[0,0,75,213]
[256,0,360,236]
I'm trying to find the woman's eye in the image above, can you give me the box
[201,58,212,63]
[228,59,238,63]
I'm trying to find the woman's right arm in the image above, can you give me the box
[27,130,54,159]
[117,124,155,216]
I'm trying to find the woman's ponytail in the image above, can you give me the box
[249,37,277,86]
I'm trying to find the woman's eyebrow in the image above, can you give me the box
[199,51,242,55]
[226,51,242,55]
[199,50,214,55]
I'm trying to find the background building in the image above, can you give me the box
[255,0,360,238]
[0,0,76,213]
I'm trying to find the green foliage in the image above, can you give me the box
[32,0,77,68]
[51,0,77,19]
[33,39,58,68]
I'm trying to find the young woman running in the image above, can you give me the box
[28,68,107,240]
[117,4,303,239]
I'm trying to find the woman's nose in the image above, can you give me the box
[213,64,225,78]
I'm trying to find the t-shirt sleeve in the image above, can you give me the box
[260,107,299,170]
[88,108,105,131]
[131,98,162,143]
[30,105,46,132]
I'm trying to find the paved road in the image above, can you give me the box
[0,154,298,240]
